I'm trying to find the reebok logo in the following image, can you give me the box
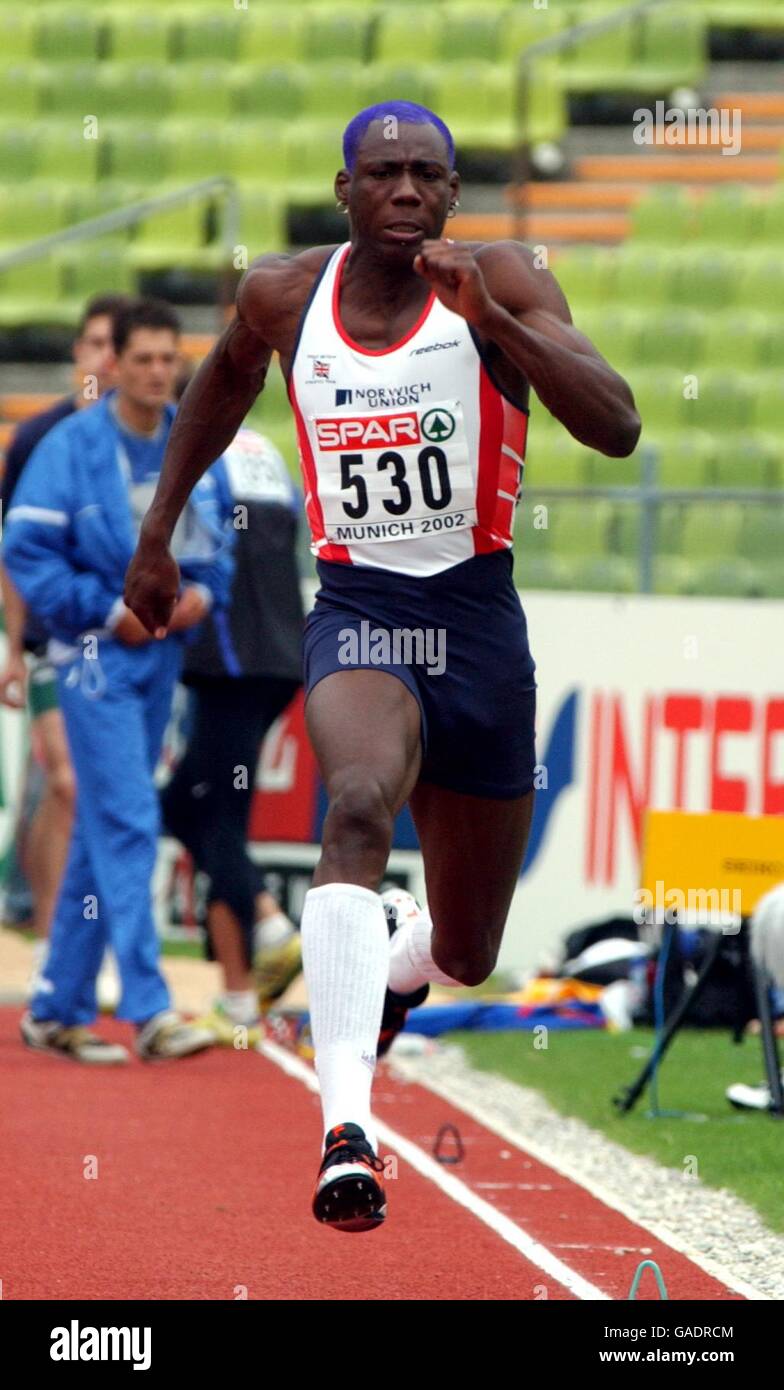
[409,340,459,356]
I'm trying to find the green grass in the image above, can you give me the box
[454,1028,784,1233]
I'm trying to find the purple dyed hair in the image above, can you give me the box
[342,101,455,172]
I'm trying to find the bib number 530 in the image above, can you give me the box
[340,446,451,519]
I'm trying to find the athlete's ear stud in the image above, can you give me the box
[336,202,349,214]
[447,201,460,219]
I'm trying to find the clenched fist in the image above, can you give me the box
[413,241,496,331]
[124,528,180,639]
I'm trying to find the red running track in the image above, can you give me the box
[0,1008,742,1301]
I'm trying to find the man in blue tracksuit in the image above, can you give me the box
[3,298,235,1064]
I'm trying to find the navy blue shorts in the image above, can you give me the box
[303,550,537,800]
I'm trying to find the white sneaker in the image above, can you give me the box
[20,1010,129,1065]
[96,950,121,1013]
[726,1076,784,1112]
[135,1010,215,1061]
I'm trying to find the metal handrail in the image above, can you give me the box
[513,0,688,236]
[522,446,784,593]
[0,176,241,273]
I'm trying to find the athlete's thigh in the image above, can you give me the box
[306,668,422,813]
[409,782,534,954]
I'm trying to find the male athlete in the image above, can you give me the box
[125,103,640,1228]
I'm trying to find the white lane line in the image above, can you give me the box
[395,1056,767,1302]
[258,1039,608,1301]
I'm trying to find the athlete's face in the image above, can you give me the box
[337,121,459,255]
[115,328,180,415]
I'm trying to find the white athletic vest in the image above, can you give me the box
[288,243,529,577]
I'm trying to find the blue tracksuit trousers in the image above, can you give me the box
[31,636,183,1027]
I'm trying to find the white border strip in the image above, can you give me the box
[258,1038,608,1301]
[394,1054,768,1302]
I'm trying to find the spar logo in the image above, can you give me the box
[314,411,421,451]
[523,689,784,885]
[421,408,455,442]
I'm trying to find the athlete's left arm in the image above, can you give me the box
[414,240,640,458]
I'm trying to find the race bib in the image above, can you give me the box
[310,399,477,544]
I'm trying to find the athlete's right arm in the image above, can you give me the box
[123,257,282,636]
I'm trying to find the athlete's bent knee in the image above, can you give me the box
[47,762,76,817]
[322,772,393,876]
[434,937,499,988]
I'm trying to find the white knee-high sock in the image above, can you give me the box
[301,882,389,1152]
[388,905,463,995]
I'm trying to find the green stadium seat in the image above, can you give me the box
[748,507,784,582]
[694,187,759,248]
[0,259,73,328]
[169,64,232,119]
[750,372,784,433]
[67,182,139,225]
[700,312,772,371]
[756,319,784,370]
[584,449,640,488]
[358,64,436,110]
[713,435,781,491]
[257,364,291,423]
[224,122,290,190]
[106,124,170,183]
[128,198,209,272]
[237,187,286,258]
[0,12,38,61]
[234,10,306,65]
[301,9,371,62]
[552,247,613,307]
[654,502,687,556]
[524,432,591,488]
[0,186,70,253]
[299,63,369,123]
[0,63,45,119]
[630,189,696,244]
[284,122,346,204]
[161,122,229,183]
[559,6,637,93]
[655,433,716,490]
[736,256,784,314]
[670,250,737,311]
[526,63,568,145]
[635,309,705,371]
[611,503,641,559]
[104,8,171,63]
[375,9,441,63]
[430,64,516,150]
[230,64,307,120]
[173,7,241,62]
[33,121,101,183]
[686,558,759,598]
[634,10,707,88]
[575,308,642,367]
[37,5,101,62]
[0,125,41,182]
[497,6,566,62]
[687,370,753,433]
[613,249,673,308]
[633,369,689,434]
[103,62,175,119]
[549,498,614,554]
[42,60,103,116]
[679,502,743,560]
[55,239,136,300]
[436,5,504,62]
[757,191,784,247]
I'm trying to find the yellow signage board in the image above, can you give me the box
[641,810,784,919]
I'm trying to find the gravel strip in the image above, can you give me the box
[390,1043,784,1301]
